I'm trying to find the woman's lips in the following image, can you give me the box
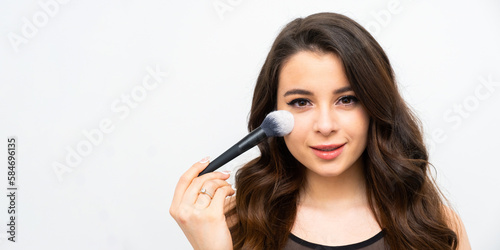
[310,144,345,160]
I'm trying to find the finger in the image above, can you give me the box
[193,179,231,208]
[194,192,212,209]
[171,157,211,209]
[187,175,231,205]
[208,185,236,213]
[200,179,230,199]
[223,195,236,214]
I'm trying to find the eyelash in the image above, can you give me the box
[286,98,311,107]
[286,95,359,108]
[337,95,359,106]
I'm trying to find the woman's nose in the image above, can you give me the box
[313,107,339,136]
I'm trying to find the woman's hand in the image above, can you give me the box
[170,157,235,250]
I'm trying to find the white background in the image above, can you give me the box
[1,0,499,249]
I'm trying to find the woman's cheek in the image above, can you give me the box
[288,115,308,142]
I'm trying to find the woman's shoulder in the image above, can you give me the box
[442,205,471,250]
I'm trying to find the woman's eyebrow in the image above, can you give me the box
[283,86,353,97]
[334,86,352,95]
[283,89,313,97]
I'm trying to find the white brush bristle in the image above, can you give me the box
[260,110,294,137]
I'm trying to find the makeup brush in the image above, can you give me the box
[198,110,294,176]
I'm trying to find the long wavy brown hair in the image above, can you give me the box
[226,12,458,249]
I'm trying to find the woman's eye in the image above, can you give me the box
[337,95,358,106]
[287,98,311,107]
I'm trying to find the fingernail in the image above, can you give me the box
[199,156,210,163]
[221,170,232,175]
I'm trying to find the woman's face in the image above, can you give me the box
[277,51,370,178]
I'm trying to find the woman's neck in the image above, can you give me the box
[299,158,368,211]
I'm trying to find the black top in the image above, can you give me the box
[283,231,386,250]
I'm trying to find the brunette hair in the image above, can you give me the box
[226,12,458,249]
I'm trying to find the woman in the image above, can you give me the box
[170,12,471,249]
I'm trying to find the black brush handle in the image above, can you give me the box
[198,127,267,176]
